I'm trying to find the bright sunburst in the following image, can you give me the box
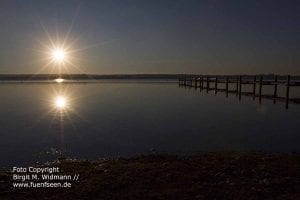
[33,31,79,74]
[30,16,116,75]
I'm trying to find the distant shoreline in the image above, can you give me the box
[0,74,299,81]
[0,74,181,81]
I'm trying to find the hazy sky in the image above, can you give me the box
[0,0,299,74]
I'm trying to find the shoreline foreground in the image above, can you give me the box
[1,152,299,200]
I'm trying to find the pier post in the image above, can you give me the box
[206,76,209,93]
[259,76,263,104]
[186,76,189,87]
[194,76,198,90]
[184,75,187,87]
[253,76,256,100]
[200,76,202,91]
[285,75,290,109]
[239,75,242,101]
[226,76,229,97]
[273,75,278,104]
[199,76,201,91]
[236,76,239,97]
[215,76,218,94]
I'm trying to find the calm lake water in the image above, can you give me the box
[0,81,299,168]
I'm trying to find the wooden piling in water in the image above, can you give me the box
[206,76,209,93]
[199,76,201,90]
[273,75,278,104]
[239,75,242,101]
[236,76,239,96]
[200,76,202,90]
[253,76,256,100]
[194,76,198,89]
[215,76,218,94]
[226,76,229,97]
[259,76,263,104]
[285,75,290,109]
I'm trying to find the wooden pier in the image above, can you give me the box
[179,75,300,109]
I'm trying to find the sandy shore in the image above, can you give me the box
[1,152,299,200]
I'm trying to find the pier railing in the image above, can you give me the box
[178,75,300,109]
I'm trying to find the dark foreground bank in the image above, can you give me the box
[1,152,299,200]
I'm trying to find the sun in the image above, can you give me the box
[52,48,66,63]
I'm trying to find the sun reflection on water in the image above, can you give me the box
[55,95,67,109]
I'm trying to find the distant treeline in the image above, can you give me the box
[0,74,299,81]
[0,74,180,80]
[0,74,182,81]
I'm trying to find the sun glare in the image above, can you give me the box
[52,48,66,63]
[55,96,67,109]
[55,78,64,83]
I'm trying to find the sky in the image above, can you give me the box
[0,0,299,74]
